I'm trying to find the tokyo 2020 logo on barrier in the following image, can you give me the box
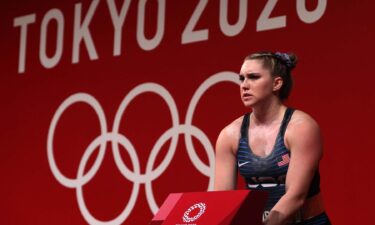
[182,202,207,223]
[47,71,239,225]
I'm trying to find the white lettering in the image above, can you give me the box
[136,0,165,51]
[219,0,247,37]
[13,14,36,74]
[40,9,64,69]
[181,0,208,44]
[11,1,329,74]
[72,0,99,64]
[107,0,132,56]
[297,0,327,24]
[257,0,286,31]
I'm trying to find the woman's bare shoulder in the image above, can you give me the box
[220,115,245,139]
[286,109,322,149]
[216,114,246,152]
[289,109,320,129]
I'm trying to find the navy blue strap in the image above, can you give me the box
[279,108,295,139]
[239,108,294,139]
[240,113,250,139]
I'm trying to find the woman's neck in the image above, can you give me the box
[251,98,286,125]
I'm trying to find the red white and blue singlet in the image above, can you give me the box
[236,108,331,224]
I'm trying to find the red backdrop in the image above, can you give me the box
[1,0,374,224]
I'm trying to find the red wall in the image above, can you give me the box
[1,0,374,224]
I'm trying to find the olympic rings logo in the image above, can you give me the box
[47,71,239,224]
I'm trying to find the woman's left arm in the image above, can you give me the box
[264,113,323,225]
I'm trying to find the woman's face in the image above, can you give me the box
[239,59,280,108]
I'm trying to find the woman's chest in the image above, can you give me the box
[248,126,280,157]
[237,136,290,178]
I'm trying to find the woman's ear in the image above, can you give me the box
[273,76,283,91]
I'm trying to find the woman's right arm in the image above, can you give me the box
[214,126,238,191]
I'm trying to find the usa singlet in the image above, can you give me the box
[236,108,331,224]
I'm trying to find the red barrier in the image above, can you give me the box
[151,190,267,225]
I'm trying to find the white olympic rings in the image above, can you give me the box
[47,71,239,225]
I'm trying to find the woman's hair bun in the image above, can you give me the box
[274,52,298,70]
